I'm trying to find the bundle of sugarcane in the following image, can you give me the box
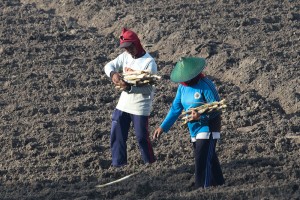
[115,70,161,90]
[123,70,161,86]
[180,99,227,126]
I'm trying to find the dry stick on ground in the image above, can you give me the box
[285,135,300,144]
[95,172,140,188]
[180,99,227,126]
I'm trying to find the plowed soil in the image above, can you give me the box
[0,0,299,199]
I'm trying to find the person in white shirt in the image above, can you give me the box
[104,28,157,167]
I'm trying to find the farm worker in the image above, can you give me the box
[152,57,225,188]
[104,28,157,167]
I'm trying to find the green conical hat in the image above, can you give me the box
[170,57,206,83]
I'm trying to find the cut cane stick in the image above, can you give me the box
[151,75,161,79]
[180,99,227,126]
[95,172,140,188]
[115,86,124,91]
[181,99,226,116]
[124,74,147,80]
[114,71,161,91]
[123,70,150,75]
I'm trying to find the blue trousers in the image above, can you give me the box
[193,134,225,188]
[110,109,155,167]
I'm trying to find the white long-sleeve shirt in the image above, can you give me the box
[104,51,157,116]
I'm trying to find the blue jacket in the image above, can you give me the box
[160,77,220,138]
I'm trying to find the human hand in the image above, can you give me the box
[152,127,164,140]
[190,110,200,121]
[112,72,130,91]
[124,67,134,73]
[118,79,130,90]
[111,72,122,85]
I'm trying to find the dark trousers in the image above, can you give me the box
[110,109,155,167]
[193,134,225,188]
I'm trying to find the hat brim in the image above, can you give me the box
[170,57,206,83]
[119,42,133,48]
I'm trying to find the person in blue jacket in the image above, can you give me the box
[152,57,225,189]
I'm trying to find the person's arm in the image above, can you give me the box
[104,53,124,78]
[185,79,221,123]
[104,53,131,90]
[153,86,183,140]
[202,79,220,103]
[200,79,221,120]
[145,59,158,74]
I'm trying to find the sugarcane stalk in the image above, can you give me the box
[181,99,226,116]
[123,70,150,75]
[114,70,161,91]
[95,172,140,188]
[180,99,227,126]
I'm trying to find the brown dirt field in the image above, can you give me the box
[0,0,299,199]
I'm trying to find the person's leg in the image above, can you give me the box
[132,114,155,164]
[211,139,225,186]
[204,135,215,188]
[194,139,209,188]
[110,109,131,167]
[208,115,224,186]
